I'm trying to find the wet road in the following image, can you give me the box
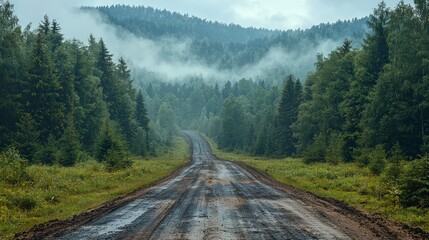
[60,131,351,240]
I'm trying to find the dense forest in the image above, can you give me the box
[85,5,369,80]
[0,2,151,171]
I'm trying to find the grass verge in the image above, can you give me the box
[0,137,189,239]
[205,137,429,232]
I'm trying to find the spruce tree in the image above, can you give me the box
[135,90,149,131]
[12,113,40,162]
[0,1,24,149]
[59,116,81,166]
[26,29,65,142]
[276,75,302,156]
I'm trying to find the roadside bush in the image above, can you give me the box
[34,136,58,165]
[96,121,132,171]
[104,149,132,172]
[0,148,29,184]
[44,191,61,205]
[325,132,345,165]
[368,145,386,175]
[382,143,404,186]
[399,156,429,208]
[59,117,81,167]
[354,148,372,167]
[303,133,327,164]
[11,193,37,211]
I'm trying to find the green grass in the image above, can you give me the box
[206,137,429,232]
[0,137,189,240]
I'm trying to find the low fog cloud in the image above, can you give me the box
[11,0,344,83]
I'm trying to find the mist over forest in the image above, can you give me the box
[80,5,368,84]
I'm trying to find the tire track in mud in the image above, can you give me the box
[23,131,427,239]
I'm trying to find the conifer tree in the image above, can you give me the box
[59,116,81,166]
[135,90,149,131]
[276,75,302,156]
[12,113,40,162]
[26,29,65,142]
[0,1,24,149]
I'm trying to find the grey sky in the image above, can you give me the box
[11,0,413,31]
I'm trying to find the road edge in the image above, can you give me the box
[13,135,193,240]
[202,133,429,240]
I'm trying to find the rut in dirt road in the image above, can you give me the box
[59,131,378,239]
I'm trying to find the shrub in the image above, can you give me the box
[44,192,61,204]
[399,156,429,208]
[96,121,127,163]
[354,148,372,167]
[34,135,58,165]
[389,142,404,163]
[104,149,132,172]
[0,148,29,184]
[383,162,401,186]
[303,133,327,164]
[12,194,37,211]
[368,145,386,175]
[326,132,345,165]
[59,117,81,167]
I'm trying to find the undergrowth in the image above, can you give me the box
[0,137,189,239]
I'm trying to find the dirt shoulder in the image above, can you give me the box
[234,161,429,240]
[13,161,191,240]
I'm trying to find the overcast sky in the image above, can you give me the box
[11,0,414,31]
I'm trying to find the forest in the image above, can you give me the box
[0,0,428,236]
[0,2,151,172]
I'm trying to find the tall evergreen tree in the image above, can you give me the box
[0,1,24,149]
[136,90,150,131]
[276,75,302,156]
[25,28,65,142]
[71,40,106,149]
[12,113,40,162]
[59,116,81,166]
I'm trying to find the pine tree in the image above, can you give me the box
[25,29,65,142]
[50,19,63,52]
[135,90,150,131]
[117,57,134,99]
[97,39,117,111]
[96,120,131,170]
[12,113,40,162]
[70,40,106,149]
[39,15,50,36]
[0,1,24,149]
[134,90,150,154]
[59,116,81,166]
[276,75,302,156]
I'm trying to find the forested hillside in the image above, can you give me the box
[84,5,368,80]
[0,3,151,171]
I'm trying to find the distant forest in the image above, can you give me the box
[84,5,368,80]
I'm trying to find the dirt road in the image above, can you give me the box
[52,131,422,239]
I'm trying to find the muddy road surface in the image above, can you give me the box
[52,131,421,240]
